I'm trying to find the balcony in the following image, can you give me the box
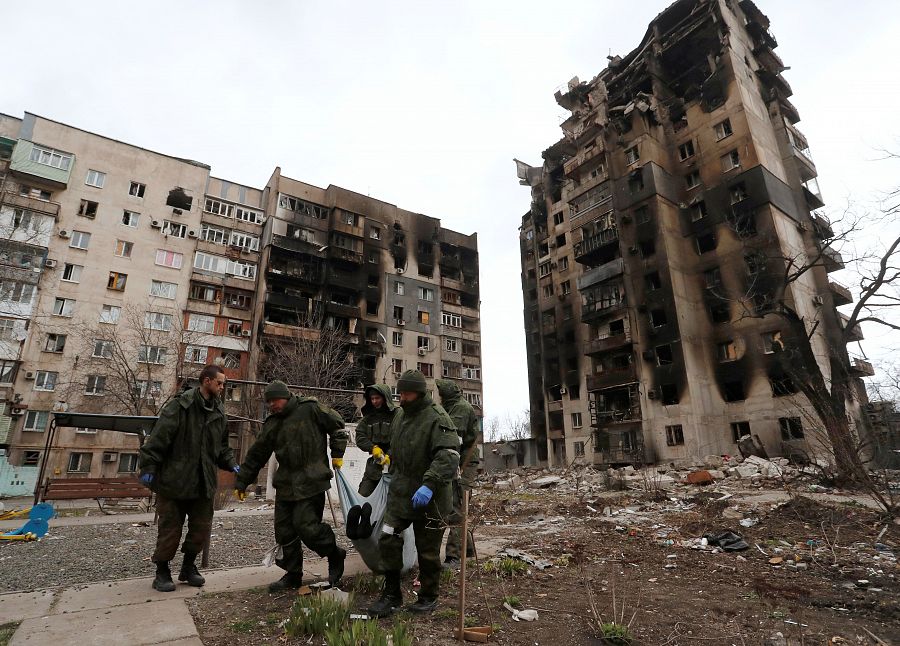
[849,356,875,377]
[548,428,565,441]
[802,179,825,210]
[9,140,72,188]
[581,298,627,323]
[821,247,845,273]
[261,321,320,341]
[265,292,309,312]
[584,329,632,355]
[787,127,817,182]
[0,191,61,218]
[593,407,642,426]
[812,212,834,240]
[547,399,563,413]
[829,281,853,306]
[325,301,361,319]
[587,365,637,391]
[271,234,326,255]
[574,228,619,265]
[839,312,864,342]
[328,247,364,265]
[577,258,624,290]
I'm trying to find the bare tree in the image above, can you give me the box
[256,312,362,420]
[63,303,203,416]
[717,161,900,503]
[485,410,531,442]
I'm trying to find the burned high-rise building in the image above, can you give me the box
[517,0,869,467]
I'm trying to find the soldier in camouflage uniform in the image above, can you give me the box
[139,365,238,592]
[354,384,397,497]
[234,381,349,592]
[368,370,460,617]
[436,379,480,565]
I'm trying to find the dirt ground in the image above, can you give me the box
[189,488,898,645]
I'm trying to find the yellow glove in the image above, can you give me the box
[332,458,343,469]
[372,446,390,467]
[382,454,391,468]
[233,489,246,502]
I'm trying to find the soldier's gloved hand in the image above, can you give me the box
[332,458,343,470]
[232,465,241,474]
[139,473,154,488]
[372,446,389,466]
[233,489,246,502]
[411,485,433,509]
[381,454,391,469]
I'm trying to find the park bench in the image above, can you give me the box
[41,477,152,513]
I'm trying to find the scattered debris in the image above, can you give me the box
[528,476,563,489]
[497,548,553,570]
[503,602,538,622]
[703,531,749,552]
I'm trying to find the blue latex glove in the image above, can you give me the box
[232,465,240,474]
[411,485,433,509]
[139,473,154,487]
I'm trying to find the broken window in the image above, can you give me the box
[678,141,695,161]
[78,199,99,218]
[418,311,430,325]
[542,283,554,297]
[52,298,75,317]
[393,306,404,322]
[609,319,625,336]
[685,171,701,190]
[770,373,798,397]
[639,239,655,257]
[729,183,749,204]
[660,383,679,405]
[559,256,569,271]
[761,331,783,354]
[122,210,140,227]
[723,380,745,402]
[44,333,66,352]
[556,233,566,247]
[745,253,767,275]
[730,421,751,443]
[562,304,573,320]
[696,233,716,254]
[709,302,730,324]
[129,181,146,198]
[656,344,674,366]
[645,272,662,291]
[721,149,741,172]
[717,341,738,362]
[690,201,707,222]
[107,272,127,291]
[553,212,564,226]
[714,119,733,141]
[779,417,804,440]
[650,308,668,328]
[114,240,133,258]
[624,146,639,165]
[366,300,378,315]
[561,280,571,295]
[539,261,552,277]
[167,188,194,211]
[628,172,645,194]
[704,267,722,288]
[665,425,684,446]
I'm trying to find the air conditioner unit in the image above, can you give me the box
[629,246,639,255]
[24,371,35,380]
[647,388,659,400]
[151,220,161,229]
[397,319,406,326]
[812,295,825,306]
[396,268,405,274]
[103,452,117,463]
[172,208,183,216]
[559,386,567,395]
[188,230,198,238]
[241,330,252,337]
[418,348,427,356]
[8,408,23,417]
[798,221,810,232]
[58,230,70,239]
[44,258,57,269]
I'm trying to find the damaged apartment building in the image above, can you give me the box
[0,113,481,492]
[517,0,869,467]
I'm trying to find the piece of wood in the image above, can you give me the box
[454,627,492,643]
[458,489,470,643]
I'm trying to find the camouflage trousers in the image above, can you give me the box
[380,502,446,599]
[152,495,213,563]
[274,493,339,575]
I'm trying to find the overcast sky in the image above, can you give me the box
[5,1,900,423]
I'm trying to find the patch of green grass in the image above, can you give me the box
[554,554,572,567]
[229,619,255,634]
[0,623,20,646]
[599,621,632,645]
[502,595,522,609]
[323,617,412,646]
[351,572,384,595]
[497,557,528,577]
[440,567,457,585]
[433,608,458,621]
[284,594,352,638]
[265,613,281,626]
[464,616,479,628]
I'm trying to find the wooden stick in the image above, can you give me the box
[458,489,470,642]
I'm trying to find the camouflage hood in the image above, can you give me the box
[436,379,462,406]
[362,383,396,416]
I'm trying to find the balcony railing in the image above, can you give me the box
[581,298,627,322]
[586,365,637,391]
[584,329,632,355]
[592,407,642,426]
[839,312,864,342]
[574,227,619,262]
[0,191,61,218]
[821,247,844,273]
[828,280,853,306]
[849,356,875,377]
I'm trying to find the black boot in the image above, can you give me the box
[328,547,346,587]
[368,571,402,618]
[268,571,303,593]
[407,595,439,613]
[178,553,205,587]
[152,561,176,592]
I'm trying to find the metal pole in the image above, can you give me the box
[34,418,57,505]
[457,489,470,642]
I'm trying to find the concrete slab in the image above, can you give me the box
[0,590,56,624]
[11,598,197,646]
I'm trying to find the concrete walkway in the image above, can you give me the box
[0,553,365,645]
